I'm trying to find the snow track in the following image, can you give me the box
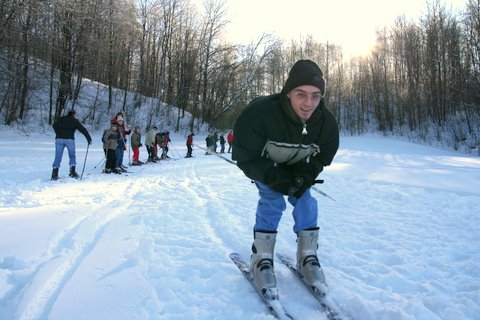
[6,179,140,320]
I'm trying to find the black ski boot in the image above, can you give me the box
[69,166,80,179]
[51,168,59,181]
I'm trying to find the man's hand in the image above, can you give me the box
[291,162,318,197]
[265,165,293,195]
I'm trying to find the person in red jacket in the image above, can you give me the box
[227,130,234,153]
[186,133,194,158]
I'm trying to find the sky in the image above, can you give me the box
[220,0,468,57]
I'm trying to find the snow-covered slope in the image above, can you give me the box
[0,129,479,320]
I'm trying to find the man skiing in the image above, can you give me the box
[51,109,92,180]
[232,60,339,294]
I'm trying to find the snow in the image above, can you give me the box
[0,128,479,320]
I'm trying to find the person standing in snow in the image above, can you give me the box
[131,126,143,165]
[112,114,131,171]
[232,60,339,294]
[103,121,121,174]
[227,130,234,153]
[160,131,171,159]
[51,109,92,180]
[205,134,213,155]
[145,125,158,162]
[186,132,194,158]
[219,134,226,153]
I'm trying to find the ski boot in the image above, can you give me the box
[250,231,278,299]
[51,168,59,180]
[297,228,326,289]
[69,166,79,179]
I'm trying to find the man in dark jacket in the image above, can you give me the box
[51,110,92,180]
[232,59,339,296]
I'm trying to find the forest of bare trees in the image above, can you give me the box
[0,0,479,151]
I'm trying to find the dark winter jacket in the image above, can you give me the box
[131,131,142,148]
[103,129,119,151]
[53,114,92,142]
[205,136,213,147]
[232,93,339,184]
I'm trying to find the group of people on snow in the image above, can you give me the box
[204,130,233,155]
[50,109,232,178]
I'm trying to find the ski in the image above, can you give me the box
[276,253,348,320]
[230,253,294,320]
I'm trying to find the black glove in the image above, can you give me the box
[290,162,317,197]
[139,143,143,147]
[265,165,293,195]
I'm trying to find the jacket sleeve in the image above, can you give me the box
[232,103,274,183]
[314,108,339,167]
[76,120,92,142]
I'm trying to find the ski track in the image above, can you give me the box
[117,159,234,319]
[3,178,141,320]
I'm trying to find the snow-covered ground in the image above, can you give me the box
[0,128,479,320]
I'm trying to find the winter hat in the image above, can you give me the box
[68,110,76,116]
[111,120,118,127]
[281,59,326,96]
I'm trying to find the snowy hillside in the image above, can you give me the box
[0,128,479,320]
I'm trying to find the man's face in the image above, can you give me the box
[286,85,322,122]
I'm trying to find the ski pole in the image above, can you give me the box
[170,142,182,158]
[80,143,90,180]
[94,156,106,169]
[193,143,237,164]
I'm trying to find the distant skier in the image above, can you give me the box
[232,60,339,294]
[219,134,226,153]
[160,131,171,159]
[205,134,213,155]
[145,125,158,162]
[186,133,194,158]
[131,126,143,166]
[51,109,92,180]
[103,121,121,174]
[227,130,234,153]
[112,114,131,171]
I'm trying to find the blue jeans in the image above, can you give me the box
[52,138,76,168]
[254,181,318,233]
[115,146,124,168]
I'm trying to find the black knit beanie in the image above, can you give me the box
[281,59,325,96]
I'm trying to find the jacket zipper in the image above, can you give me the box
[302,123,308,135]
